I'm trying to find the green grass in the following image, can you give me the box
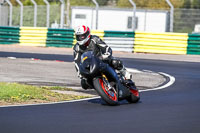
[0,82,90,104]
[42,86,74,91]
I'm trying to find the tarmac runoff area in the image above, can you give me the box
[0,57,167,97]
[0,45,199,96]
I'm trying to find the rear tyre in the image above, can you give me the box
[93,78,118,106]
[126,83,140,103]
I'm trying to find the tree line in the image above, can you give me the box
[9,0,200,9]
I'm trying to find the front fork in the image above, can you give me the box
[101,73,117,95]
[101,64,131,99]
[101,73,130,100]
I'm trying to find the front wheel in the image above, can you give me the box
[93,78,118,105]
[126,83,140,103]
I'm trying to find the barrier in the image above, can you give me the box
[19,27,48,47]
[72,30,105,45]
[187,34,200,55]
[134,31,188,54]
[73,30,134,52]
[104,31,134,52]
[19,27,74,48]
[0,26,200,55]
[0,26,20,44]
[47,28,74,48]
[91,30,105,39]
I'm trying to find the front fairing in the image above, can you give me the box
[79,51,104,78]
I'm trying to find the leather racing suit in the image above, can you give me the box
[73,35,128,89]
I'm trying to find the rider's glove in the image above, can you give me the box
[77,72,83,79]
[100,53,110,60]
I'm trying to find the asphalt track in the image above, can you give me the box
[0,52,200,133]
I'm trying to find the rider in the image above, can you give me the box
[73,25,132,89]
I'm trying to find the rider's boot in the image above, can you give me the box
[119,66,132,80]
[81,78,90,90]
[119,66,136,88]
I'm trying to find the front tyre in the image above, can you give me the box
[93,78,118,105]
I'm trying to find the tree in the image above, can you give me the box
[171,0,185,8]
[183,0,192,8]
[117,0,132,8]
[192,0,200,8]
[70,0,93,6]
[116,0,185,9]
[96,0,108,6]
[146,0,168,9]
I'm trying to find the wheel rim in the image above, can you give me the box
[99,79,117,101]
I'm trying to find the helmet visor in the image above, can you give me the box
[76,30,90,41]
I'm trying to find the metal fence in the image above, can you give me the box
[0,0,200,33]
[2,26,200,55]
[0,6,8,26]
[2,5,61,27]
[174,8,200,33]
[0,0,63,27]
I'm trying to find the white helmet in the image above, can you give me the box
[75,25,91,46]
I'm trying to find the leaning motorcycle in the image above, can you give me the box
[79,51,140,105]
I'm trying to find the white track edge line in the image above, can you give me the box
[0,97,100,108]
[126,68,142,73]
[0,70,175,108]
[139,72,175,92]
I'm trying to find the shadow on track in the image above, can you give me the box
[88,98,142,106]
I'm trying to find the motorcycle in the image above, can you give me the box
[79,51,140,105]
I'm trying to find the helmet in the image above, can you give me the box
[75,25,91,46]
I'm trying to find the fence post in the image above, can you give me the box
[59,0,65,28]
[165,0,174,32]
[43,0,50,27]
[5,0,12,26]
[0,1,1,26]
[30,0,37,27]
[92,0,99,30]
[66,0,70,27]
[16,0,23,26]
[128,0,136,31]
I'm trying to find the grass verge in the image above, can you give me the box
[0,82,91,106]
[42,86,74,91]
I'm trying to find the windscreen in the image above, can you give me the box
[81,51,94,64]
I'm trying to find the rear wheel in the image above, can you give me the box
[93,78,118,105]
[126,83,140,103]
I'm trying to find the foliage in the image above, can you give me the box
[8,0,200,9]
[182,0,200,9]
[10,0,46,6]
[96,0,108,6]
[70,0,94,6]
[12,5,61,27]
[117,0,132,8]
[192,0,200,9]
[116,0,186,9]
[183,0,192,8]
[70,0,108,6]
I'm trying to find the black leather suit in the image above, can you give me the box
[73,35,124,89]
[73,35,113,77]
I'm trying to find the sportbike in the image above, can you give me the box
[79,51,140,105]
